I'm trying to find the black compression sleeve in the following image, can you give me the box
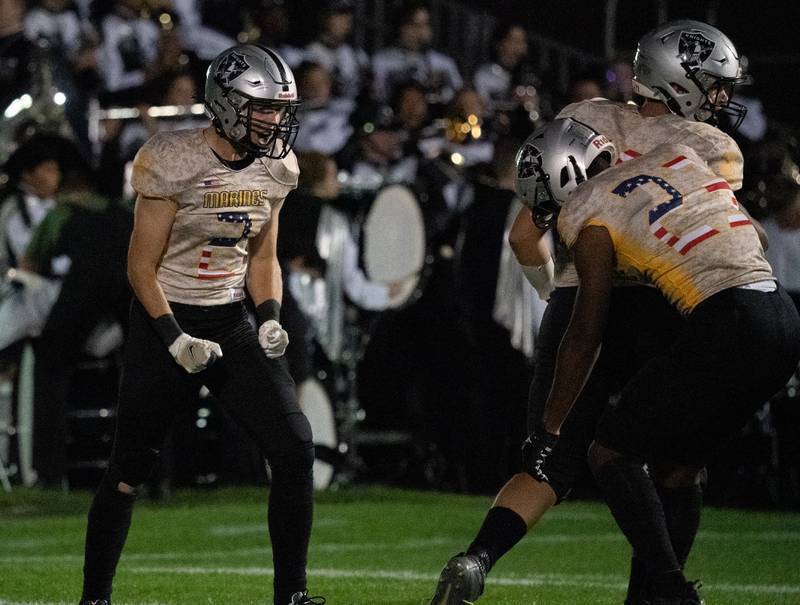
[255,299,281,327]
[152,313,183,347]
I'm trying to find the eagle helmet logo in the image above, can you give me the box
[677,30,715,68]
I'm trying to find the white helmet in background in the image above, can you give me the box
[632,19,752,129]
[204,44,301,158]
[515,118,617,228]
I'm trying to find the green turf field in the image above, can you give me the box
[1,486,798,604]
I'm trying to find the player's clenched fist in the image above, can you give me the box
[152,312,222,373]
[168,333,223,373]
[258,319,289,358]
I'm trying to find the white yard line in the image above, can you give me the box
[0,601,171,605]
[208,517,344,536]
[0,538,69,549]
[125,565,800,596]
[2,559,799,598]
[0,601,76,605]
[0,538,454,564]
[3,530,800,565]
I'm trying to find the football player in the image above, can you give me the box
[524,117,800,604]
[77,45,326,605]
[429,20,757,605]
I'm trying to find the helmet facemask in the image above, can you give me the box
[240,98,300,159]
[209,88,300,159]
[521,146,560,229]
[680,64,752,130]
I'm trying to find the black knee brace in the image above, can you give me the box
[521,453,576,503]
[267,412,315,482]
[651,464,707,490]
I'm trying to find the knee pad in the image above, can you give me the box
[587,441,624,475]
[652,464,707,489]
[106,447,160,490]
[536,472,574,504]
[269,440,315,482]
[268,413,315,480]
[522,448,578,503]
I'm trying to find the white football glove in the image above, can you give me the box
[168,332,223,373]
[258,319,289,358]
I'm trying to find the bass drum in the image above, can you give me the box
[359,185,432,310]
[297,377,338,490]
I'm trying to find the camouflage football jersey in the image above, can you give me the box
[131,128,299,305]
[554,99,744,287]
[557,143,773,315]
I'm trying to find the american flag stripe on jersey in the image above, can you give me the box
[662,155,691,170]
[197,247,234,279]
[651,220,719,254]
[674,225,720,255]
[728,213,752,228]
[649,221,680,246]
[198,269,236,279]
[650,222,670,239]
[616,149,641,164]
[704,180,732,193]
[198,248,212,270]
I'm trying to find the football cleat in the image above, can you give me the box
[79,600,110,605]
[287,591,326,605]
[428,553,487,605]
[646,580,705,605]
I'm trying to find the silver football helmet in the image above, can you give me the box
[632,20,752,129]
[204,44,300,159]
[515,118,617,229]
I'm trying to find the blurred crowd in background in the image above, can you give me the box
[0,0,798,505]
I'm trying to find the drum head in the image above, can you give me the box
[363,185,426,285]
[297,378,337,490]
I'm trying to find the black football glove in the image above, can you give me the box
[531,205,556,230]
[522,425,559,483]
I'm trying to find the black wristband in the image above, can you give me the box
[152,313,183,347]
[255,299,281,327]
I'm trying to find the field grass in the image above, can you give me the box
[1,486,799,605]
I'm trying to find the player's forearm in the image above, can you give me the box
[246,256,283,307]
[509,209,552,266]
[127,261,172,319]
[542,332,601,434]
[513,236,552,267]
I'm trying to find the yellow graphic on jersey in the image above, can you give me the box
[591,219,706,311]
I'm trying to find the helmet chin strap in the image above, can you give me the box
[212,120,256,159]
[633,79,684,117]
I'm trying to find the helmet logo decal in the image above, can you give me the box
[678,31,715,67]
[217,51,250,86]
[517,144,541,178]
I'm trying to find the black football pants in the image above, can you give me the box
[82,299,314,604]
